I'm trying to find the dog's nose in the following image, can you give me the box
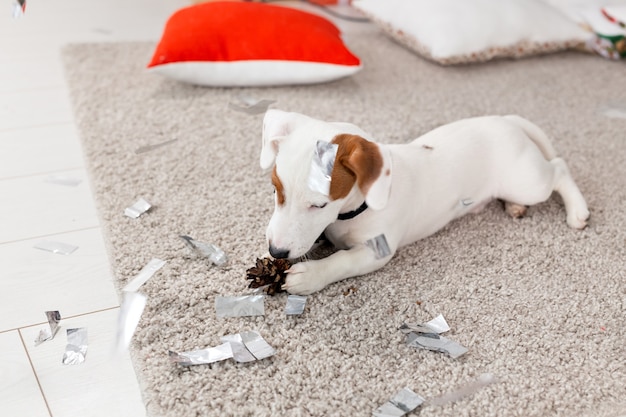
[269,244,290,259]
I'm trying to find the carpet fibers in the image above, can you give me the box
[62,30,625,417]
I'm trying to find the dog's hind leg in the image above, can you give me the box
[549,157,590,229]
[499,155,589,229]
[502,116,589,228]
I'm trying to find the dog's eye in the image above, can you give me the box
[310,203,328,209]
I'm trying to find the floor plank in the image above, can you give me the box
[0,330,51,417]
[0,89,73,131]
[21,309,146,417]
[0,228,120,332]
[0,124,84,179]
[0,169,99,243]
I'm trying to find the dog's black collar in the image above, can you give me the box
[337,201,368,220]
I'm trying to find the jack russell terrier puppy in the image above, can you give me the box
[260,110,589,295]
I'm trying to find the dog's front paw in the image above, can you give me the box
[282,262,328,295]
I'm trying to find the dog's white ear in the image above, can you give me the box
[260,109,299,170]
[260,109,287,170]
[331,135,393,210]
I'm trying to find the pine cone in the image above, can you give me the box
[246,257,292,296]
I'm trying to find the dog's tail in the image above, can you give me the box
[504,115,558,161]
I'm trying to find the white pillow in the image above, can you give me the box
[151,61,362,88]
[354,0,592,65]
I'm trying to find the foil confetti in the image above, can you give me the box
[215,295,265,318]
[400,314,468,359]
[285,295,307,315]
[135,138,178,154]
[170,331,275,366]
[34,311,61,346]
[399,314,450,334]
[221,330,275,362]
[365,234,391,259]
[169,342,234,366]
[180,235,228,266]
[308,140,338,196]
[220,333,256,362]
[122,258,166,292]
[405,332,468,359]
[44,175,82,187]
[240,330,275,360]
[124,198,151,218]
[599,102,626,119]
[12,0,25,18]
[114,292,147,353]
[33,240,78,255]
[229,97,276,115]
[373,387,425,417]
[427,373,497,406]
[62,328,88,365]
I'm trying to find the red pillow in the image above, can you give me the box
[147,2,362,87]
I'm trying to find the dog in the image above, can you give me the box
[260,109,590,295]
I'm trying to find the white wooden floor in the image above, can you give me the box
[0,1,187,416]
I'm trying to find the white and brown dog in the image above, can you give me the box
[260,109,589,295]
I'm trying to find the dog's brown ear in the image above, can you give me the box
[260,109,310,171]
[331,134,392,210]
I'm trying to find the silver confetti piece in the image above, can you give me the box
[399,314,450,335]
[365,234,391,259]
[308,141,338,196]
[114,292,147,353]
[373,387,425,417]
[285,295,307,315]
[229,97,276,115]
[124,197,151,218]
[220,330,275,362]
[401,314,467,359]
[44,175,82,186]
[12,0,26,18]
[406,332,468,359]
[220,333,257,363]
[424,314,451,333]
[62,328,88,365]
[170,331,274,366]
[180,235,228,266]
[427,373,497,407]
[240,330,275,360]
[33,240,78,255]
[599,102,626,119]
[92,27,112,35]
[215,295,265,318]
[169,342,234,366]
[460,198,474,207]
[135,138,178,154]
[122,258,166,292]
[34,311,61,346]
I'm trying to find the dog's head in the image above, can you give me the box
[260,109,392,259]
